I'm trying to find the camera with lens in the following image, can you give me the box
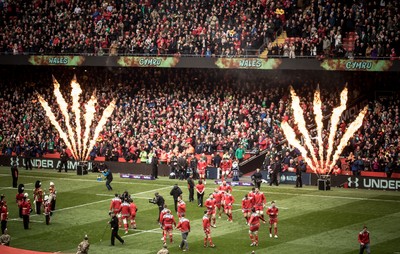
[148,198,156,204]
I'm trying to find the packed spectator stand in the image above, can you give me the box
[0,67,399,176]
[1,0,398,58]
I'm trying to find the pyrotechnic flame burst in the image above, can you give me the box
[38,76,116,161]
[281,86,368,175]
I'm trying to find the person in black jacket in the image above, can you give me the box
[177,155,187,180]
[296,160,306,188]
[189,155,198,180]
[269,156,281,186]
[11,161,18,188]
[24,146,33,170]
[58,148,68,172]
[170,184,183,212]
[151,155,159,179]
[187,175,195,202]
[251,168,263,190]
[109,213,124,246]
[151,192,165,222]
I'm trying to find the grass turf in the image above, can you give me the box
[0,167,399,254]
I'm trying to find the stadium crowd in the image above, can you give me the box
[1,0,398,58]
[0,67,399,174]
[0,0,297,57]
[268,0,400,58]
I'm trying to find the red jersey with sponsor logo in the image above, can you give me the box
[267,206,279,219]
[358,231,370,244]
[202,215,210,229]
[242,197,253,210]
[213,191,223,204]
[196,183,205,194]
[221,160,232,171]
[159,208,170,222]
[218,184,232,193]
[129,202,137,216]
[197,161,207,171]
[162,213,176,228]
[205,198,216,210]
[177,217,190,233]
[177,201,186,214]
[248,212,262,228]
[253,192,266,206]
[110,197,122,213]
[119,202,131,217]
[223,193,234,206]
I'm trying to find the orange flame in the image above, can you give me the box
[313,85,324,168]
[328,106,368,171]
[38,95,77,159]
[290,87,319,167]
[86,99,116,160]
[70,75,83,159]
[281,121,317,172]
[81,93,97,160]
[325,86,348,168]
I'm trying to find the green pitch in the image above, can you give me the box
[0,167,399,254]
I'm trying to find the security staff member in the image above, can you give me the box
[151,154,159,179]
[109,213,124,245]
[170,184,183,212]
[187,175,195,202]
[251,168,263,190]
[59,148,68,172]
[11,162,18,188]
[296,160,306,188]
[269,156,281,186]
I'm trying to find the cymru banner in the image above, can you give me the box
[215,58,282,69]
[321,59,393,71]
[118,56,180,68]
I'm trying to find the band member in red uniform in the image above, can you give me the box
[205,193,217,227]
[43,195,52,225]
[266,201,279,238]
[253,188,267,219]
[197,158,208,184]
[161,210,176,245]
[248,207,265,246]
[48,182,57,212]
[21,193,31,229]
[223,190,234,222]
[358,226,370,254]
[109,193,122,226]
[177,197,186,218]
[33,180,43,215]
[119,198,131,234]
[220,158,232,181]
[177,214,191,251]
[212,189,223,219]
[202,211,215,248]
[0,195,8,234]
[16,184,25,218]
[196,180,205,207]
[241,194,253,224]
[129,198,137,229]
[218,181,232,193]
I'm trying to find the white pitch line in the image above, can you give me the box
[9,218,44,223]
[0,182,33,190]
[8,186,173,221]
[0,173,169,188]
[233,188,400,203]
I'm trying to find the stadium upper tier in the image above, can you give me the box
[0,0,399,58]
